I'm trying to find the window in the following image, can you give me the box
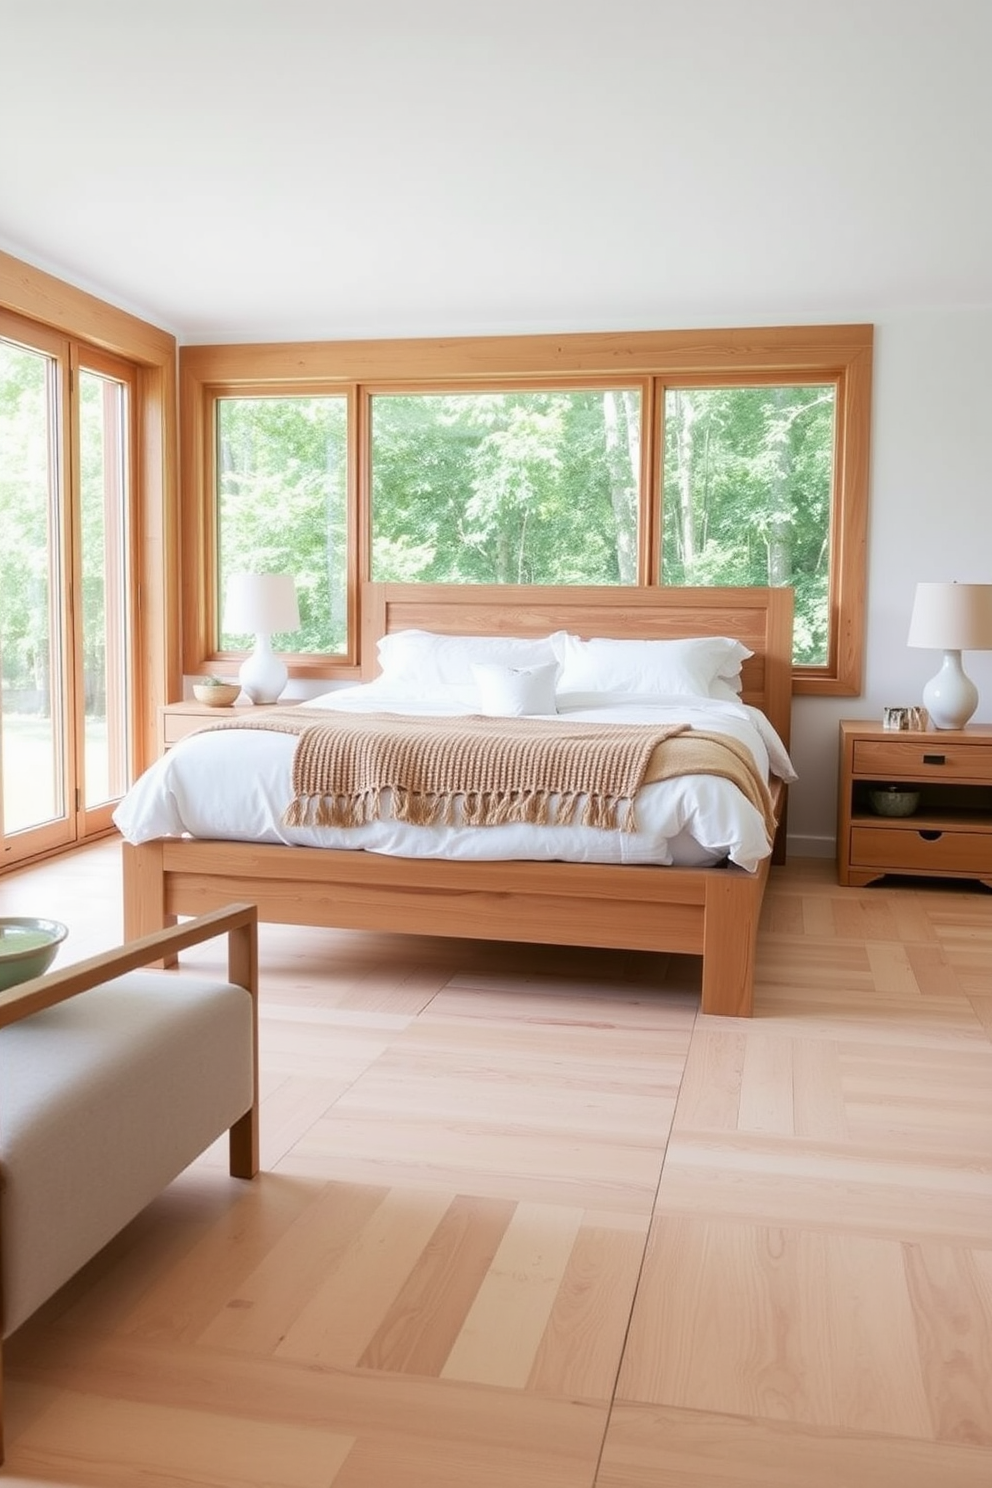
[78,359,132,807]
[0,332,67,850]
[182,324,871,693]
[0,314,137,865]
[661,382,836,666]
[1,251,178,843]
[216,394,349,655]
[370,388,642,585]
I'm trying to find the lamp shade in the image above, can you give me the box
[907,582,992,650]
[223,573,300,637]
[907,581,992,730]
[222,573,300,705]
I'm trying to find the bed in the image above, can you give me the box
[119,583,794,1017]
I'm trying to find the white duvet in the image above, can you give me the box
[114,686,796,873]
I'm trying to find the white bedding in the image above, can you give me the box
[114,686,796,873]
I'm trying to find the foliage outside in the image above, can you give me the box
[662,385,834,665]
[0,340,56,706]
[0,347,127,707]
[1,341,129,825]
[214,383,834,666]
[218,396,349,653]
[370,391,640,587]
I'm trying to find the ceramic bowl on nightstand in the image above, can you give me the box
[869,787,921,817]
[192,680,242,707]
[0,918,69,991]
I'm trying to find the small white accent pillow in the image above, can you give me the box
[472,661,559,717]
[377,629,558,694]
[551,632,753,700]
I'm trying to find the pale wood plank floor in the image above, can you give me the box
[0,841,990,1485]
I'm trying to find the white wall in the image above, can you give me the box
[788,306,992,857]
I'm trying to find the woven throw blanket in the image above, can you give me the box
[639,729,777,844]
[203,709,776,840]
[203,709,687,831]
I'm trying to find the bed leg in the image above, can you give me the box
[700,871,763,1017]
[121,841,178,966]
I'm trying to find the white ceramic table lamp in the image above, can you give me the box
[907,581,992,730]
[223,573,300,704]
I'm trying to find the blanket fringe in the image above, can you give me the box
[283,785,639,833]
[284,788,384,830]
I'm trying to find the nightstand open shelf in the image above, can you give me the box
[838,720,992,888]
[849,784,992,824]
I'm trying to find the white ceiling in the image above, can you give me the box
[2,0,990,344]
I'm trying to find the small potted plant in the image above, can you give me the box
[192,676,242,707]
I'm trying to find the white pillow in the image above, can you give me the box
[472,661,559,717]
[376,629,558,694]
[551,632,753,700]
[740,704,798,782]
[709,672,744,701]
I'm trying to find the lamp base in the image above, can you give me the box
[238,634,288,705]
[921,650,978,730]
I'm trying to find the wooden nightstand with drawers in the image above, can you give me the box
[159,699,298,753]
[837,719,992,887]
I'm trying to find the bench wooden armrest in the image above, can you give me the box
[0,903,258,1029]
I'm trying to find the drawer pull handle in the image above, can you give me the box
[922,753,946,765]
[919,830,943,842]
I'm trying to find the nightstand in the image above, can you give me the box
[837,719,992,888]
[158,699,298,752]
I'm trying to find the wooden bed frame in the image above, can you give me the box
[122,583,794,1017]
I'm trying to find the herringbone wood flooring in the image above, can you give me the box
[0,842,990,1485]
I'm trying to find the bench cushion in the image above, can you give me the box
[0,970,253,1335]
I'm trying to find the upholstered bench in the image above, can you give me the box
[0,902,259,1464]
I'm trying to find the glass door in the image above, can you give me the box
[0,315,135,867]
[0,326,73,864]
[75,353,133,832]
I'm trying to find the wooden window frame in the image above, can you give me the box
[200,382,358,677]
[181,323,872,695]
[70,343,139,832]
[0,250,178,789]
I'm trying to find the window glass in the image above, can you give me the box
[0,338,64,832]
[661,384,836,665]
[79,367,130,807]
[217,395,348,653]
[370,390,642,584]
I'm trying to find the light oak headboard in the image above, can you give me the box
[361,583,794,750]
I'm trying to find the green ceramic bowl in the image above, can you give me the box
[869,788,921,818]
[0,918,69,992]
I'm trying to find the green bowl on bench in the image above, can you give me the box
[0,918,69,992]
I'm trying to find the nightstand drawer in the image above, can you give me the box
[850,825,992,875]
[159,699,299,753]
[161,711,225,746]
[851,739,992,781]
